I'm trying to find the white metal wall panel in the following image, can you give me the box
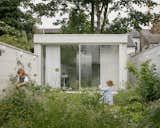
[45,45,61,88]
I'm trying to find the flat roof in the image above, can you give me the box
[34,34,128,45]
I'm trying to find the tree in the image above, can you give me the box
[111,0,159,31]
[75,0,113,33]
[33,0,114,33]
[72,0,159,33]
[0,0,36,38]
[106,17,130,34]
[31,0,160,34]
[0,0,44,50]
[61,9,91,33]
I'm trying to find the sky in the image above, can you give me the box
[35,0,160,29]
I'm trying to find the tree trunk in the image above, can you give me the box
[96,2,101,33]
[96,13,101,33]
[101,4,108,32]
[91,1,95,32]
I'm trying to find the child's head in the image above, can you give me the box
[17,68,25,76]
[106,80,114,87]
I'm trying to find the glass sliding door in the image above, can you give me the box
[79,45,100,88]
[61,44,100,90]
[100,45,119,91]
[61,45,79,90]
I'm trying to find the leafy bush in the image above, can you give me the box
[1,85,160,128]
[137,101,160,128]
[127,61,160,102]
[0,21,21,36]
[114,88,143,105]
[0,89,43,128]
[114,89,147,127]
[0,34,31,50]
[0,86,129,128]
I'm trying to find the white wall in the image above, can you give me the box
[0,43,38,95]
[45,45,61,88]
[129,45,160,84]
[131,45,160,72]
[127,47,136,55]
[119,44,127,89]
[100,45,119,91]
[34,44,44,85]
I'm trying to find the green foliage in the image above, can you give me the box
[0,0,37,51]
[33,0,66,17]
[111,0,159,31]
[106,17,131,34]
[0,86,132,128]
[127,11,153,31]
[1,85,160,128]
[0,34,31,50]
[137,101,160,128]
[0,21,21,36]
[114,89,160,128]
[114,88,143,105]
[37,0,160,33]
[0,0,36,38]
[150,107,160,127]
[0,88,43,128]
[127,61,160,102]
[114,88,160,128]
[61,9,92,33]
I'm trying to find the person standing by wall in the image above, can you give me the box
[15,68,29,89]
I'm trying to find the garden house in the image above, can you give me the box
[34,34,128,90]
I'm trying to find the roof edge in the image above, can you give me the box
[34,34,129,44]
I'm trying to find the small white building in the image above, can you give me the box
[0,42,38,94]
[34,34,128,90]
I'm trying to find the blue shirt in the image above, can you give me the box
[99,86,113,105]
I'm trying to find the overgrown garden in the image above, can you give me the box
[0,0,160,127]
[0,61,160,128]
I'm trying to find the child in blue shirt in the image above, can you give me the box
[99,80,114,105]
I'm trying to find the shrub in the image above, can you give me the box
[2,85,159,128]
[0,89,44,128]
[114,88,143,105]
[127,61,160,102]
[0,34,31,50]
[0,21,21,36]
[137,101,160,128]
[0,86,129,128]
[114,89,147,127]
